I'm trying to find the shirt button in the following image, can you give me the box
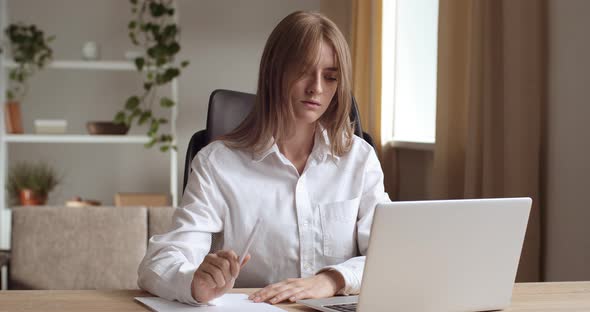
[303,263,311,271]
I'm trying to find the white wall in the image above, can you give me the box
[545,0,590,281]
[5,0,326,206]
[320,0,351,45]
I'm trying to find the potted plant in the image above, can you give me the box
[0,23,55,133]
[6,161,60,206]
[114,0,189,152]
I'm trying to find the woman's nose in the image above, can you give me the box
[306,75,323,95]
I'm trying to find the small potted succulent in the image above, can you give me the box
[6,161,60,206]
[0,23,54,133]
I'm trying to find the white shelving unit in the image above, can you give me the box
[3,59,136,71]
[3,134,151,144]
[0,0,180,256]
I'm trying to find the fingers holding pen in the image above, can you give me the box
[240,253,251,268]
[201,253,234,287]
[191,250,253,303]
[215,250,240,278]
[194,268,218,289]
[199,261,227,288]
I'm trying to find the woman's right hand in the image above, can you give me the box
[191,250,251,303]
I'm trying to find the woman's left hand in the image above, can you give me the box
[248,271,345,304]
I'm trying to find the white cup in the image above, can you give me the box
[82,41,100,60]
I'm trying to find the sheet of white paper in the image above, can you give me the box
[135,294,287,312]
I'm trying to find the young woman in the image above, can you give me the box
[138,11,390,305]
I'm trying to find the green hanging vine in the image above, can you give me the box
[0,23,54,103]
[115,0,189,152]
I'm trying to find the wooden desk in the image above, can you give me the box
[0,282,588,312]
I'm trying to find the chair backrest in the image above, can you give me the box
[10,206,147,290]
[183,89,373,192]
[206,89,256,142]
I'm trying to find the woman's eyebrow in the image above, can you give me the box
[324,67,339,71]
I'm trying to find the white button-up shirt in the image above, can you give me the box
[137,130,390,304]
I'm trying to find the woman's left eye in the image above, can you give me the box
[325,76,338,81]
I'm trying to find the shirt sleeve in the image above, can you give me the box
[137,151,226,304]
[318,148,391,295]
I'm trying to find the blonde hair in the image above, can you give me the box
[221,11,353,156]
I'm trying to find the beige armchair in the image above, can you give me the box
[3,205,175,290]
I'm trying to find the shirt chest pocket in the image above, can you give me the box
[319,197,360,259]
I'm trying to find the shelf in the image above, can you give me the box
[3,60,136,71]
[388,139,435,151]
[0,1,180,256]
[3,134,151,144]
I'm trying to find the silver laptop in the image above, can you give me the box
[298,197,531,312]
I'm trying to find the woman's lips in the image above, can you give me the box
[302,100,321,107]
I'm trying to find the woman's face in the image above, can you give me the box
[289,41,339,126]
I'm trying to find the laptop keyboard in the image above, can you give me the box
[325,303,357,312]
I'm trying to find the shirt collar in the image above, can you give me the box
[252,125,340,163]
[252,139,279,162]
[311,126,340,162]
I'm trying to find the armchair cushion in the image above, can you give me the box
[10,206,147,290]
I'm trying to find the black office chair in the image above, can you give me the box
[182,89,375,192]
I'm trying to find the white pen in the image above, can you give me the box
[238,218,261,266]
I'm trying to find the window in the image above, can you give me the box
[382,0,439,146]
